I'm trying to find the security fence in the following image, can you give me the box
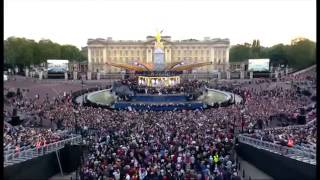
[237,134,316,165]
[4,135,82,167]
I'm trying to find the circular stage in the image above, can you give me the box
[84,86,234,111]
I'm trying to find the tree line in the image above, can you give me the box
[229,39,316,70]
[4,37,86,68]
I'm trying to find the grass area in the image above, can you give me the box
[87,90,115,105]
[198,90,228,104]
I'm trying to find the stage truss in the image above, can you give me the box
[138,76,180,87]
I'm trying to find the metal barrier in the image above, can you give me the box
[237,135,316,165]
[3,135,82,167]
[263,118,316,131]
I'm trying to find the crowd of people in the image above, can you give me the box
[3,67,316,179]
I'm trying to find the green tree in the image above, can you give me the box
[4,37,36,67]
[287,39,316,69]
[60,45,82,62]
[251,39,261,58]
[229,44,251,62]
[4,36,85,67]
[268,44,289,66]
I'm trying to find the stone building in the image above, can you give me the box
[87,36,230,73]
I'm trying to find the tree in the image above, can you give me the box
[251,39,261,58]
[37,39,61,62]
[4,37,36,67]
[229,44,251,62]
[286,39,315,69]
[60,45,82,62]
[4,36,85,68]
[268,44,289,66]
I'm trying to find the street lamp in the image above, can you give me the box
[81,78,84,105]
[240,106,245,133]
[73,109,79,134]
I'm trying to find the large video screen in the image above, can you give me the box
[47,60,69,73]
[248,59,270,72]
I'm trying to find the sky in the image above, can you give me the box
[4,0,316,49]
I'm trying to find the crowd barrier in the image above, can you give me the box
[237,134,316,165]
[113,101,206,111]
[4,135,82,167]
[131,94,189,102]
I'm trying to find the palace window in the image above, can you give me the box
[125,51,128,56]
[120,50,123,56]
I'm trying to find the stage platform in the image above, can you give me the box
[131,94,188,102]
[83,87,236,111]
[113,94,205,111]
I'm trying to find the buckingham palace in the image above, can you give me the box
[87,36,230,73]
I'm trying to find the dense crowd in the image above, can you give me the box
[3,67,316,179]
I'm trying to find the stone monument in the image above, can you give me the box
[240,71,245,79]
[97,72,101,80]
[153,31,165,71]
[87,72,92,80]
[73,71,77,80]
[65,72,68,80]
[227,71,231,80]
[39,71,43,80]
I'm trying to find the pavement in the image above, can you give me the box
[4,75,109,100]
[49,172,76,180]
[237,155,274,180]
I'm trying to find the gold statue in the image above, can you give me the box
[155,31,161,43]
[155,30,164,49]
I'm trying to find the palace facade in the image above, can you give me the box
[87,36,230,73]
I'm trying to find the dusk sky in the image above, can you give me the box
[4,0,316,49]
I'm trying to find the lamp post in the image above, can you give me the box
[81,78,84,105]
[73,109,79,134]
[241,107,245,133]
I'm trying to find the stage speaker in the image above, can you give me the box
[60,144,82,173]
[12,109,17,116]
[6,91,16,98]
[299,108,306,115]
[297,115,306,125]
[257,119,263,129]
[9,116,22,126]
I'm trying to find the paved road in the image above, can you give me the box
[4,76,109,100]
[237,155,274,180]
